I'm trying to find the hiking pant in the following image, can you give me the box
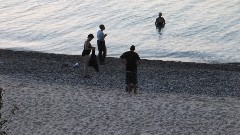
[97,40,106,63]
[126,71,137,85]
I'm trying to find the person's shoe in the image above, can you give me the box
[128,86,132,94]
[133,86,137,94]
[134,90,137,94]
[84,75,91,78]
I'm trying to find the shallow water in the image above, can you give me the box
[0,0,239,63]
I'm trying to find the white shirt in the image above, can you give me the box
[97,30,105,41]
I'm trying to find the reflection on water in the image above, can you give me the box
[156,26,164,36]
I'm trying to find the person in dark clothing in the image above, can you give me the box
[88,49,99,72]
[155,12,166,28]
[82,34,95,78]
[120,45,140,94]
[97,24,107,65]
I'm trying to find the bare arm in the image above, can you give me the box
[121,59,126,65]
[136,60,140,65]
[84,41,95,50]
[155,18,158,26]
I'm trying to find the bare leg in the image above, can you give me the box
[125,85,128,92]
[83,55,90,77]
[133,84,137,94]
[127,84,132,94]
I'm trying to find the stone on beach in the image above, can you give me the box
[1,49,240,134]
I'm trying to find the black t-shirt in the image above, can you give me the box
[155,17,165,27]
[120,51,140,71]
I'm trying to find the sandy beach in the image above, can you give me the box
[1,49,240,135]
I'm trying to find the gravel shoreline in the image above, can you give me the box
[1,49,240,97]
[1,49,240,134]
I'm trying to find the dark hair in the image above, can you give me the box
[99,24,105,29]
[130,45,135,50]
[87,34,94,38]
[159,12,162,16]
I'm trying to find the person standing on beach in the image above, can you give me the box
[120,45,140,94]
[97,24,107,65]
[82,34,95,78]
[155,12,165,28]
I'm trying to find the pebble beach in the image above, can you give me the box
[1,49,240,135]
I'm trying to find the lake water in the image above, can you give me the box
[0,0,240,63]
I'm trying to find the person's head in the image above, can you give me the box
[159,12,162,17]
[130,45,135,51]
[87,34,94,40]
[99,24,105,30]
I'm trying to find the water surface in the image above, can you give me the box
[0,0,239,63]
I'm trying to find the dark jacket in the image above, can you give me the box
[88,50,99,72]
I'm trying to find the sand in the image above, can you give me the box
[1,49,240,135]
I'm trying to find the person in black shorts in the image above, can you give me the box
[82,34,95,78]
[120,45,140,94]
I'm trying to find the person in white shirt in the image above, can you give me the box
[97,24,107,64]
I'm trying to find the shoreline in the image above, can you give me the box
[1,49,240,97]
[1,49,240,71]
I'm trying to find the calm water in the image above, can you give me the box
[0,0,240,63]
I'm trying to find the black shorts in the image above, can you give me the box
[126,71,137,85]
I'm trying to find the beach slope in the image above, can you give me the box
[1,49,240,134]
